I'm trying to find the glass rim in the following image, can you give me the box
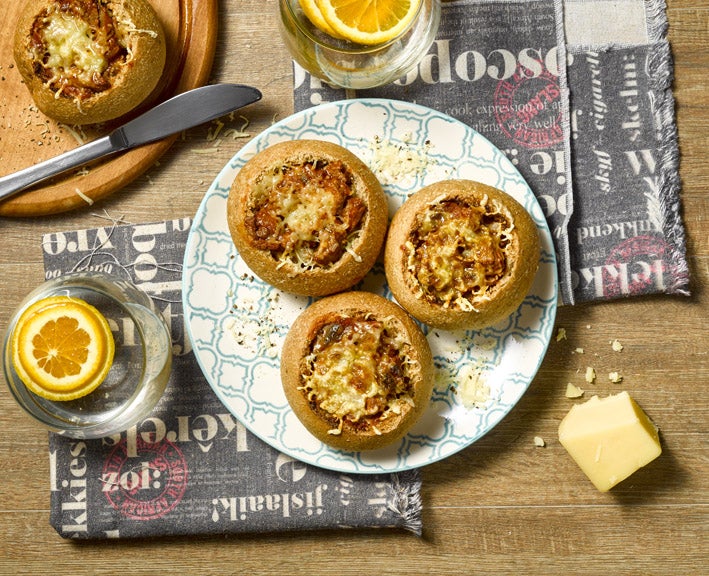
[282,0,428,54]
[2,271,171,437]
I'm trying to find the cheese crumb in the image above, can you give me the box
[556,327,567,341]
[608,371,623,383]
[574,347,584,354]
[458,362,490,409]
[611,339,624,352]
[585,366,596,384]
[534,436,546,447]
[565,383,585,398]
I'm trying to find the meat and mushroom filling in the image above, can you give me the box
[300,313,415,435]
[405,197,512,310]
[245,159,367,269]
[29,0,129,101]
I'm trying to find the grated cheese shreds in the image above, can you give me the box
[74,188,93,205]
[207,119,224,141]
[62,124,87,145]
[405,194,513,311]
[223,128,251,140]
[122,26,158,39]
[213,115,252,141]
[192,142,222,154]
[300,313,417,434]
[367,134,433,185]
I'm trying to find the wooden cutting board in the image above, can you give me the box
[0,0,218,217]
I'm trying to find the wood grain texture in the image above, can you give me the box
[0,0,218,217]
[0,0,706,574]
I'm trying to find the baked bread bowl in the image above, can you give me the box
[14,0,166,125]
[227,140,388,296]
[280,291,434,451]
[384,179,540,331]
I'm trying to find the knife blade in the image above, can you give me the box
[0,83,262,202]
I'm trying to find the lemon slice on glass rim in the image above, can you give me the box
[10,295,115,402]
[311,0,423,45]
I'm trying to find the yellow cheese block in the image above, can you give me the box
[558,391,661,491]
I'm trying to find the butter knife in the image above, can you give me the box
[0,83,262,201]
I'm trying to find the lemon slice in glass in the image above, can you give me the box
[11,295,115,402]
[299,0,345,39]
[315,0,422,45]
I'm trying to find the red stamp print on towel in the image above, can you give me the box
[102,437,188,520]
[603,235,669,298]
[494,63,563,149]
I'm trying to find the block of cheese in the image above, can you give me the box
[558,391,661,491]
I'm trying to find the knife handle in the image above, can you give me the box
[0,135,116,203]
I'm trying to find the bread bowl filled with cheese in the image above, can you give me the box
[227,140,388,297]
[384,179,540,331]
[280,291,434,451]
[13,0,166,125]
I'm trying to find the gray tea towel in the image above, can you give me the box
[44,219,422,538]
[564,0,688,301]
[292,0,689,304]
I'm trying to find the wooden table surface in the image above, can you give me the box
[0,1,706,574]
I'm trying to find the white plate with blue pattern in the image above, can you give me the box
[183,99,558,474]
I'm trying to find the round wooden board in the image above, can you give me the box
[0,0,218,217]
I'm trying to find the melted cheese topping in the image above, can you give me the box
[28,1,142,101]
[246,160,366,270]
[282,181,338,238]
[43,13,107,85]
[406,195,514,310]
[300,314,415,434]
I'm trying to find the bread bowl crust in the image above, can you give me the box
[13,0,166,125]
[280,291,434,451]
[227,140,388,297]
[384,179,540,331]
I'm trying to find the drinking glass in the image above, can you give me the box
[279,0,441,89]
[3,272,172,438]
